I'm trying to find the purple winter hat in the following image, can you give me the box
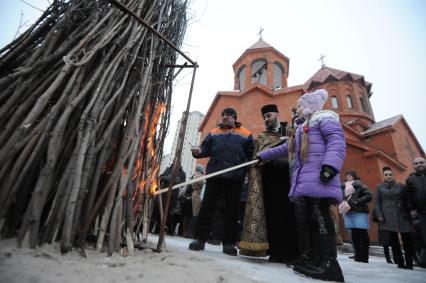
[298,89,328,117]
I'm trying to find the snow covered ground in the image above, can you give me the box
[0,235,424,283]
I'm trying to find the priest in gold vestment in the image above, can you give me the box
[239,104,298,263]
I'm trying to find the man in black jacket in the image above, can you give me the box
[376,166,415,269]
[406,157,426,267]
[188,107,254,256]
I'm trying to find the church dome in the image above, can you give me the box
[305,66,374,124]
[232,38,290,91]
[305,66,372,95]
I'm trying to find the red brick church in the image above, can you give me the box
[197,38,424,241]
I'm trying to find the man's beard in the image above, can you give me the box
[265,119,278,130]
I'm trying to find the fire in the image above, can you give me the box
[131,102,167,195]
[149,177,158,194]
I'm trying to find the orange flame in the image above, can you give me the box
[130,102,167,196]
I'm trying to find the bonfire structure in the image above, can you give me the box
[0,0,197,256]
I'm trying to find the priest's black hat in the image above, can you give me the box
[261,104,279,116]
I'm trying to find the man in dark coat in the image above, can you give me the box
[260,104,298,262]
[188,107,254,256]
[240,104,298,263]
[375,166,414,269]
[406,157,426,267]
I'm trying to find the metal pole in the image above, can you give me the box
[156,66,197,251]
[107,0,197,66]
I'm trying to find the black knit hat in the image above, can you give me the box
[261,104,279,116]
[222,107,237,120]
[345,170,360,180]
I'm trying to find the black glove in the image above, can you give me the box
[320,164,337,183]
[254,154,265,167]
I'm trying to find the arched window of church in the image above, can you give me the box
[273,62,284,89]
[346,95,353,109]
[331,96,339,109]
[360,97,367,112]
[237,65,246,90]
[251,59,267,85]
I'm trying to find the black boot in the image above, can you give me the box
[294,235,344,282]
[384,245,393,264]
[292,248,321,269]
[189,239,205,251]
[290,254,310,267]
[358,244,369,263]
[404,255,413,270]
[222,244,237,256]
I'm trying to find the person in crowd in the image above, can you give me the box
[340,171,372,263]
[240,104,298,263]
[190,165,205,237]
[372,172,400,265]
[373,206,394,264]
[164,163,186,235]
[375,166,415,269]
[188,107,254,256]
[406,156,426,268]
[259,89,345,282]
[179,164,205,238]
[150,163,186,234]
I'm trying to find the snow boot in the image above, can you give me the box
[296,258,345,282]
[189,239,205,251]
[291,253,314,268]
[292,229,320,269]
[294,235,344,282]
[223,244,237,256]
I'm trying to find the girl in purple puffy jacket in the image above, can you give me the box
[259,89,346,282]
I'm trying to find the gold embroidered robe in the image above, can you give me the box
[239,131,287,256]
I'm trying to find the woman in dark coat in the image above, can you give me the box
[375,166,415,269]
[342,171,372,263]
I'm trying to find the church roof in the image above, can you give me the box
[247,38,273,50]
[233,38,289,70]
[305,66,372,95]
[362,115,402,135]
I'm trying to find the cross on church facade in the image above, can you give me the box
[258,27,264,39]
[318,54,326,68]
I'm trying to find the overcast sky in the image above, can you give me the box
[1,0,425,155]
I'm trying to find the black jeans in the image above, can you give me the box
[295,197,337,261]
[351,228,370,262]
[193,178,242,245]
